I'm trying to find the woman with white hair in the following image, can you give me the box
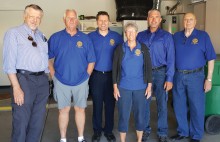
[112,22,152,142]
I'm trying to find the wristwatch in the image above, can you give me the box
[207,79,212,82]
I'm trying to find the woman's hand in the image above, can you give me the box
[113,84,120,101]
[145,83,152,99]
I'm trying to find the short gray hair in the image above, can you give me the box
[63,9,78,19]
[124,22,138,32]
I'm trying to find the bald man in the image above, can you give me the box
[171,13,216,142]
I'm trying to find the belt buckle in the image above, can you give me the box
[182,70,188,74]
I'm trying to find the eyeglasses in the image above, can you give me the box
[28,35,37,47]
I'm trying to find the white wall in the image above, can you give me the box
[206,0,220,54]
[0,0,117,37]
[0,0,117,86]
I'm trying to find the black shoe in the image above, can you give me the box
[159,136,168,142]
[142,131,150,142]
[104,133,116,142]
[191,139,200,142]
[92,132,102,142]
[170,134,188,141]
[79,139,87,142]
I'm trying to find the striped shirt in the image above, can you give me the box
[3,24,49,73]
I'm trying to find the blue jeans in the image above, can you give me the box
[172,70,205,140]
[117,87,147,132]
[145,68,168,136]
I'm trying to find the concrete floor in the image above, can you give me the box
[0,96,220,142]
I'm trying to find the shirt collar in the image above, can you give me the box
[95,28,111,36]
[22,23,40,35]
[146,27,161,34]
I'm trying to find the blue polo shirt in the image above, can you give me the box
[173,29,216,70]
[48,29,96,86]
[88,29,123,71]
[137,28,175,82]
[119,41,147,90]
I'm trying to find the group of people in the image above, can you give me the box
[3,4,216,142]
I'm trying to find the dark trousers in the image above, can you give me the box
[89,71,115,134]
[11,73,49,142]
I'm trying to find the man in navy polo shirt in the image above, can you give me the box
[137,9,175,142]
[88,11,123,142]
[48,9,96,142]
[171,13,216,142]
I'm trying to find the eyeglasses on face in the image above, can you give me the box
[28,35,37,47]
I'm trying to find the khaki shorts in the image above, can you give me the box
[53,76,89,109]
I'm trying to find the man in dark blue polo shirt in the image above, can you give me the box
[171,12,216,142]
[137,9,175,142]
[88,11,123,142]
[48,9,96,142]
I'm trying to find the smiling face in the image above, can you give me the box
[24,7,43,31]
[147,10,162,31]
[97,15,109,32]
[183,13,197,31]
[63,10,78,31]
[125,26,138,42]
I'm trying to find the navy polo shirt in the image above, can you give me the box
[173,29,216,70]
[48,29,96,86]
[88,29,123,71]
[137,28,175,82]
[119,41,147,90]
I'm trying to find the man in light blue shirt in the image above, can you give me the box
[3,4,49,142]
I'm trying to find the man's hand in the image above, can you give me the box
[13,86,24,106]
[204,80,212,93]
[164,81,173,92]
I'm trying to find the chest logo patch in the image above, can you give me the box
[192,38,198,44]
[135,49,141,56]
[110,39,115,46]
[77,41,83,48]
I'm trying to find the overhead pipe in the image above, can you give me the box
[153,0,162,10]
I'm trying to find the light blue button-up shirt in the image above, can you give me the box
[3,24,48,73]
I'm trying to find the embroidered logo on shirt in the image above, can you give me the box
[135,49,141,56]
[110,39,115,46]
[77,41,83,48]
[192,38,198,44]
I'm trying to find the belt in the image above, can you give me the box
[176,67,203,74]
[16,69,45,76]
[93,70,112,74]
[152,65,166,71]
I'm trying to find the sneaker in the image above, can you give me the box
[60,139,66,142]
[78,139,87,142]
[190,139,200,142]
[92,132,102,142]
[104,133,116,142]
[159,136,168,142]
[142,131,150,142]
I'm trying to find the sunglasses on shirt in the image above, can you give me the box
[28,35,37,47]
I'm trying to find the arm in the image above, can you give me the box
[164,34,175,91]
[8,73,24,106]
[48,58,55,79]
[87,62,95,76]
[204,59,215,93]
